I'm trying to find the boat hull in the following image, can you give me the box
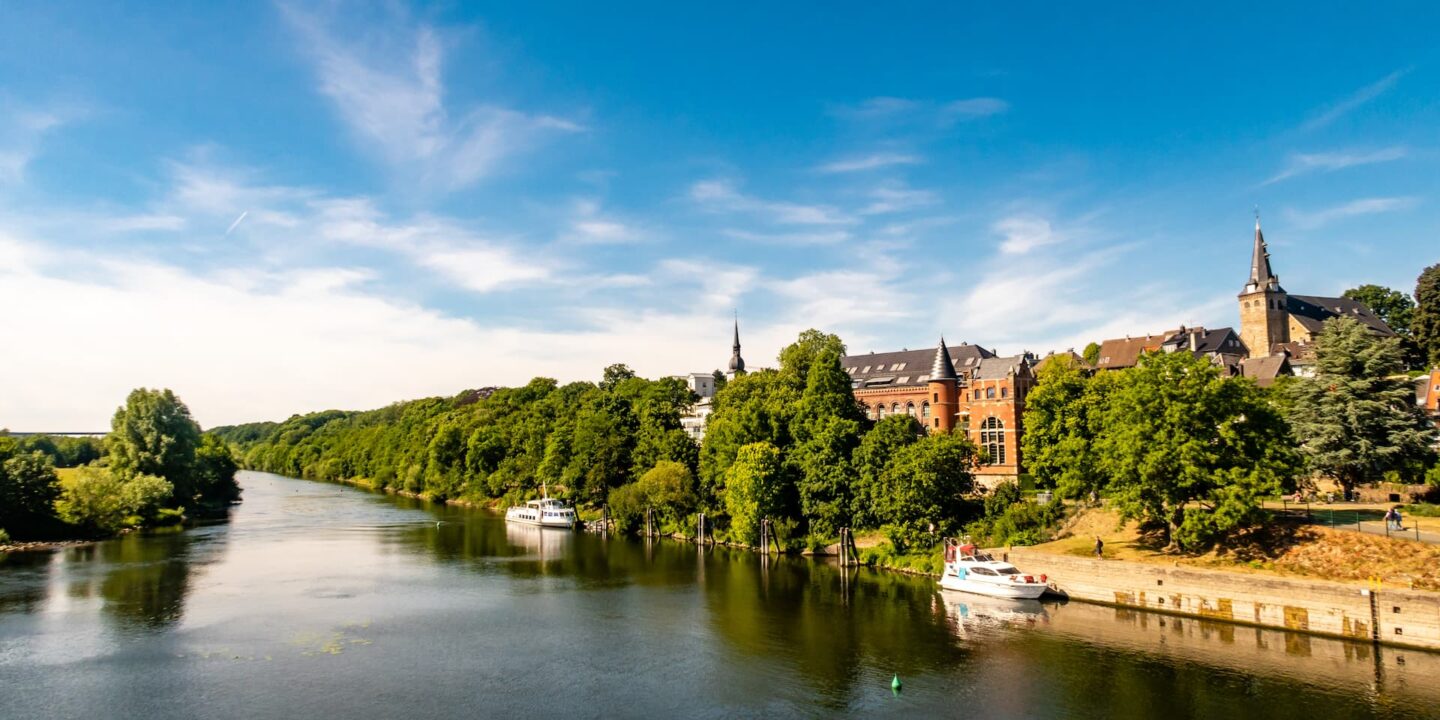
[938,575,1048,599]
[505,516,575,529]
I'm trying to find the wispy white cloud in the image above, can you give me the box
[831,96,1008,126]
[860,183,937,215]
[690,179,856,225]
[816,152,923,173]
[722,229,851,246]
[1301,68,1410,131]
[561,199,642,245]
[0,99,81,184]
[994,215,1064,254]
[1263,146,1407,184]
[1283,196,1418,230]
[279,3,582,189]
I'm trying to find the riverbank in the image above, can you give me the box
[0,539,100,554]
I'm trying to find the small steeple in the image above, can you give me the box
[930,337,957,381]
[728,315,746,375]
[1242,213,1283,294]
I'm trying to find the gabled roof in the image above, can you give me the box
[1035,350,1093,372]
[1286,295,1395,337]
[842,342,995,388]
[972,354,1034,380]
[1240,354,1292,388]
[1272,341,1317,366]
[1158,326,1249,357]
[1095,334,1170,370]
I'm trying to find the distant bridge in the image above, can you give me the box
[3,431,108,437]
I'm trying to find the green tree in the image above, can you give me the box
[106,388,202,496]
[0,440,61,537]
[873,432,978,549]
[600,363,637,391]
[1414,263,1440,366]
[608,461,694,534]
[699,370,798,508]
[851,415,923,529]
[1099,350,1298,551]
[1343,284,1415,335]
[1082,342,1101,366]
[788,349,866,537]
[724,442,787,545]
[777,329,846,385]
[193,434,241,505]
[1285,318,1437,498]
[56,466,174,533]
[1022,354,1108,500]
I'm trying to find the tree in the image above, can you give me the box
[699,371,798,508]
[1286,318,1437,498]
[0,439,60,537]
[1021,354,1107,500]
[723,442,787,545]
[1343,284,1415,335]
[600,363,637,391]
[777,329,846,385]
[107,388,202,497]
[1097,350,1298,551]
[193,434,241,505]
[851,415,923,529]
[1082,342,1101,366]
[608,461,694,534]
[787,349,866,537]
[55,466,173,534]
[1414,264,1440,366]
[873,432,978,549]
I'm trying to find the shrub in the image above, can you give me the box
[56,467,174,534]
[0,528,9,544]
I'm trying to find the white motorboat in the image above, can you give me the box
[505,496,577,529]
[938,539,1049,599]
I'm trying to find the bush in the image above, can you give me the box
[56,467,174,534]
[966,480,1067,547]
[608,461,695,535]
[0,528,9,544]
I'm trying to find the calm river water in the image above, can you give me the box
[2,471,1438,719]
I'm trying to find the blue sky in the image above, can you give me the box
[3,2,1438,428]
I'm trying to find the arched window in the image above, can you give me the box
[985,387,996,399]
[979,417,1006,465]
[864,404,875,420]
[921,402,931,419]
[877,404,886,419]
[1000,387,1008,399]
[906,402,916,417]
[891,403,900,415]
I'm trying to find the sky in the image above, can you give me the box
[2,2,1439,430]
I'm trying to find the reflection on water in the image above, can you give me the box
[1,470,1437,719]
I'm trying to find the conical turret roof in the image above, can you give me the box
[1242,217,1283,294]
[930,337,957,381]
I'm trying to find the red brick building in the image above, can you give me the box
[842,339,1036,486]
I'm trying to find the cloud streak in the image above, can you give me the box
[690,179,856,225]
[280,4,582,189]
[1263,146,1406,184]
[816,152,922,173]
[1301,68,1409,131]
[1283,196,1417,230]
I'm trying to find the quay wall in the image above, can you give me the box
[1009,548,1440,652]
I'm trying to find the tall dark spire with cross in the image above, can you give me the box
[1242,213,1282,294]
[727,314,746,377]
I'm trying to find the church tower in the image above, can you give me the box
[726,318,746,380]
[1237,217,1289,357]
[927,337,959,433]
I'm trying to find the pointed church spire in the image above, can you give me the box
[930,337,957,381]
[1242,213,1282,294]
[727,315,746,375]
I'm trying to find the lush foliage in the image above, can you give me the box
[0,434,104,468]
[0,439,61,537]
[965,481,1066,547]
[1023,349,1299,551]
[108,388,239,511]
[1414,263,1440,366]
[221,329,987,550]
[1021,354,1109,501]
[55,466,176,534]
[1099,350,1299,550]
[1284,318,1438,496]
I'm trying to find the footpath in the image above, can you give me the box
[1263,501,1440,545]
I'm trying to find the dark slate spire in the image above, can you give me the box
[930,337,957,381]
[1242,215,1283,294]
[728,318,746,374]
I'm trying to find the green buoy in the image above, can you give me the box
[891,674,902,693]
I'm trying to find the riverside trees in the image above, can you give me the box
[221,329,982,550]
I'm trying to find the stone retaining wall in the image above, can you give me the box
[1009,548,1440,651]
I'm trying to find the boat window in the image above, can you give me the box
[995,566,1020,574]
[970,567,998,576]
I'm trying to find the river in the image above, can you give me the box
[1,471,1437,719]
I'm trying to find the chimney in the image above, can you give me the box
[1189,330,1199,352]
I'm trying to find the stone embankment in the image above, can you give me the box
[1012,547,1440,651]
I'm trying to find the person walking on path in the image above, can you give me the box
[1392,507,1404,532]
[1094,536,1104,558]
[1384,507,1397,531]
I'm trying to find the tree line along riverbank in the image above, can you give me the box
[0,389,240,548]
[215,316,1439,575]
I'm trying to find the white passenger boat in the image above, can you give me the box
[505,496,577,529]
[938,539,1049,599]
